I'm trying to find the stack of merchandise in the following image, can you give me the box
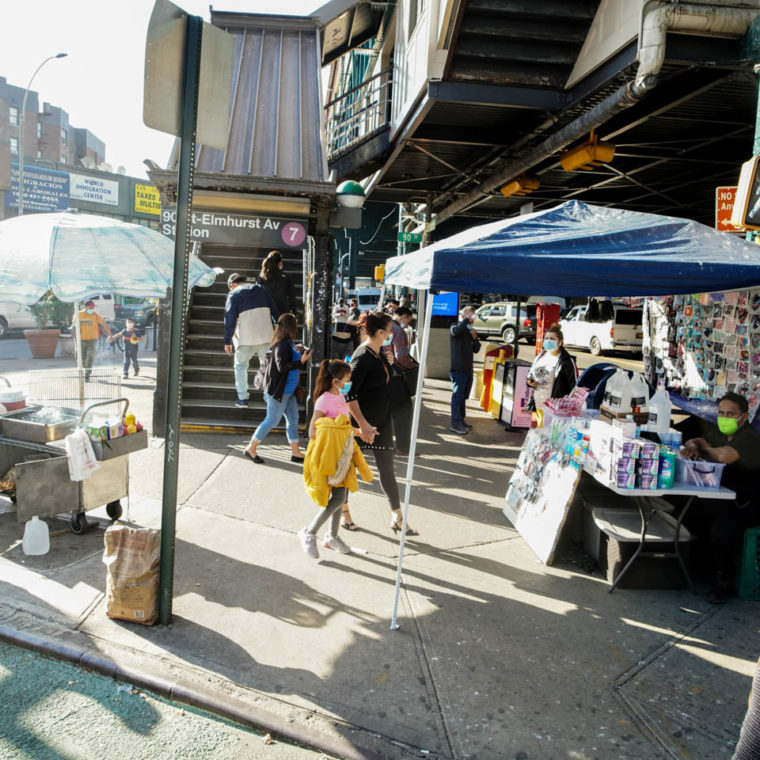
[643,289,760,419]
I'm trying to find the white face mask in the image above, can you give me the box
[86,309,94,315]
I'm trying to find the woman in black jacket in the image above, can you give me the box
[346,311,419,536]
[525,322,577,411]
[245,313,311,464]
[258,251,297,316]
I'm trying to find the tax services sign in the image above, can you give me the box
[160,208,308,248]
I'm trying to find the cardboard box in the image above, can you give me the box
[102,524,160,625]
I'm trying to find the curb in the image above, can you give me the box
[0,623,389,760]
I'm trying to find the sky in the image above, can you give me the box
[0,0,322,180]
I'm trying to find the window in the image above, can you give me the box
[61,129,67,145]
[37,123,42,138]
[36,150,42,159]
[614,309,643,326]
[9,137,18,155]
[408,0,422,34]
[60,155,66,164]
[9,106,18,126]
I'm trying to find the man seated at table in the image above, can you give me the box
[681,392,760,604]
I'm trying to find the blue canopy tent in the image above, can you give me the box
[382,201,760,628]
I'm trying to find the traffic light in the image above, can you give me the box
[500,174,540,197]
[374,264,385,282]
[560,130,615,172]
[731,155,760,230]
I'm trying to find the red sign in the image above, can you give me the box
[716,186,738,231]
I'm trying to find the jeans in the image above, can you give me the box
[81,339,97,380]
[234,343,269,400]
[306,487,347,537]
[449,370,473,425]
[253,391,299,444]
[123,343,139,375]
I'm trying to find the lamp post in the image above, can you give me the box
[18,53,67,215]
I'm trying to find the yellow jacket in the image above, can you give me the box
[303,415,373,507]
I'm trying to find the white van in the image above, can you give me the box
[356,287,382,312]
[559,303,643,356]
[0,302,35,337]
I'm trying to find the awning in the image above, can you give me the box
[384,201,760,297]
[312,0,384,65]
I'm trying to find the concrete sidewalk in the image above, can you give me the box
[0,346,758,759]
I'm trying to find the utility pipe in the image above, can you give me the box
[434,1,758,225]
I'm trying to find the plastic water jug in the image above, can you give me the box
[647,381,672,437]
[629,372,649,416]
[22,516,50,555]
[603,370,633,415]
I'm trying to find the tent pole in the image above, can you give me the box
[73,305,84,406]
[513,295,521,359]
[390,289,434,630]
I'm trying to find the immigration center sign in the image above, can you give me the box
[6,164,69,212]
[160,209,308,248]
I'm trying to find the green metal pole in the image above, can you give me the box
[158,13,202,626]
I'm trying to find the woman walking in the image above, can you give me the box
[299,359,372,558]
[258,250,297,316]
[245,313,311,464]
[346,311,419,536]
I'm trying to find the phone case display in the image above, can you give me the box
[643,289,760,420]
[504,421,581,564]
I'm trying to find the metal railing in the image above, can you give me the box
[325,68,392,159]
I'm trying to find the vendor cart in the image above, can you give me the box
[0,397,147,534]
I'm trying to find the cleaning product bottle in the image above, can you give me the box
[603,369,631,416]
[629,372,649,420]
[22,516,50,555]
[648,380,672,439]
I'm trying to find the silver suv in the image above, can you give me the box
[472,302,537,344]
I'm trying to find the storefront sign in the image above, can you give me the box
[715,186,738,231]
[5,164,70,212]
[70,172,119,205]
[159,209,308,248]
[135,184,161,215]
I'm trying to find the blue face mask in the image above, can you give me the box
[339,380,352,396]
[382,335,393,346]
[543,338,558,352]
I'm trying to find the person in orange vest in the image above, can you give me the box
[74,300,112,381]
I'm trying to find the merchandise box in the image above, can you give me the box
[90,430,148,461]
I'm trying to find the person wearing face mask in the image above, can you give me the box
[449,305,481,435]
[299,359,372,558]
[681,392,760,603]
[525,323,577,412]
[346,310,419,535]
[74,299,112,381]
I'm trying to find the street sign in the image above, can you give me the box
[716,186,738,231]
[398,231,422,243]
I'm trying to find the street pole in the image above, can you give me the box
[17,53,67,215]
[158,13,202,626]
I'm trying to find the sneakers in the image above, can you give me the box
[134,369,139,377]
[323,533,351,554]
[450,422,469,435]
[462,421,474,430]
[234,398,248,408]
[298,529,319,559]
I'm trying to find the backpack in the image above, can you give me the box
[253,349,273,391]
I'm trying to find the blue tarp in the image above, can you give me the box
[384,201,760,296]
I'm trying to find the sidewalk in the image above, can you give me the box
[0,344,757,759]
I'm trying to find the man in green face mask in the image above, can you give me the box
[682,392,760,604]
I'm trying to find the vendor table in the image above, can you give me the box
[587,474,735,592]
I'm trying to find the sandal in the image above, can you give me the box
[391,517,419,536]
[341,505,359,531]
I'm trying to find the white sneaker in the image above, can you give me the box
[323,533,351,554]
[298,528,319,559]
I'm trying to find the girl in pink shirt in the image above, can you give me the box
[299,360,358,558]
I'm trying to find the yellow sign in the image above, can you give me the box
[134,184,161,215]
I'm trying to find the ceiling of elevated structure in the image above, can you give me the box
[365,0,758,231]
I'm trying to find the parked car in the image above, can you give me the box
[86,294,116,321]
[114,298,157,329]
[0,302,36,337]
[559,303,643,356]
[472,302,537,344]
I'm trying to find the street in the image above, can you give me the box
[0,640,331,760]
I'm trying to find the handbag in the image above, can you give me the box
[253,349,272,391]
[398,359,420,396]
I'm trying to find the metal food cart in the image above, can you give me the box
[0,389,147,534]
